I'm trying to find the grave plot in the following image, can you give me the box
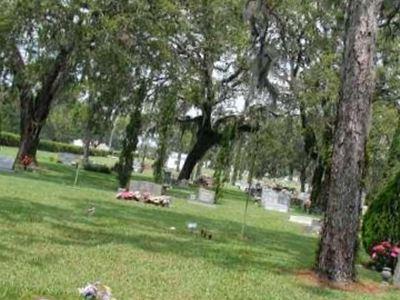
[116,180,171,207]
[188,187,216,205]
[261,188,290,213]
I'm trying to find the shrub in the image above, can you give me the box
[362,171,400,253]
[0,132,19,147]
[0,131,110,157]
[83,163,111,174]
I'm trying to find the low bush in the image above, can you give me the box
[362,171,400,253]
[83,163,112,174]
[0,131,110,157]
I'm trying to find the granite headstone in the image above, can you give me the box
[130,180,162,196]
[0,156,13,172]
[261,188,290,213]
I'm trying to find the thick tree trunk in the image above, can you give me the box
[15,116,42,167]
[316,0,382,282]
[178,127,220,180]
[13,46,73,168]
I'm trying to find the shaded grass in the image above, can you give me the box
[0,149,398,299]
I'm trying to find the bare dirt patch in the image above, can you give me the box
[296,270,386,294]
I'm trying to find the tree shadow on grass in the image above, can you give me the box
[1,162,118,192]
[0,196,318,274]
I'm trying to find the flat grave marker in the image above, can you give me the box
[289,215,315,226]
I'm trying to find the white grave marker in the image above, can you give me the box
[261,188,290,213]
[195,188,216,205]
[289,215,314,226]
[0,156,13,172]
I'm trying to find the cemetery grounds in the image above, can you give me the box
[0,146,398,299]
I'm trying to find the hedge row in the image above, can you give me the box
[0,131,110,157]
[83,163,112,174]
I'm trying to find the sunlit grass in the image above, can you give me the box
[0,147,397,299]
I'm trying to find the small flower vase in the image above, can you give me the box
[381,267,392,285]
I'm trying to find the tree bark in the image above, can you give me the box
[12,46,73,168]
[178,126,220,180]
[178,102,221,181]
[82,129,91,165]
[316,0,382,282]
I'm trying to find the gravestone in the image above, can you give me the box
[188,188,215,205]
[261,188,290,213]
[130,180,162,196]
[58,153,79,165]
[0,156,13,172]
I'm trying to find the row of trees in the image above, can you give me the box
[1,0,400,283]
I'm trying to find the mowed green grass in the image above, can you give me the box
[0,147,398,299]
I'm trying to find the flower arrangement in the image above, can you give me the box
[79,282,115,300]
[370,241,400,271]
[20,155,33,170]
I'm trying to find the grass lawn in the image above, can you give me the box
[0,147,398,299]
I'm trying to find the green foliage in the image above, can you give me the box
[213,123,236,202]
[117,81,147,188]
[0,131,110,157]
[153,87,178,183]
[83,162,112,174]
[366,104,399,203]
[362,171,400,252]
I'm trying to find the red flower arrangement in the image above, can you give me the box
[370,241,400,271]
[20,155,33,170]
